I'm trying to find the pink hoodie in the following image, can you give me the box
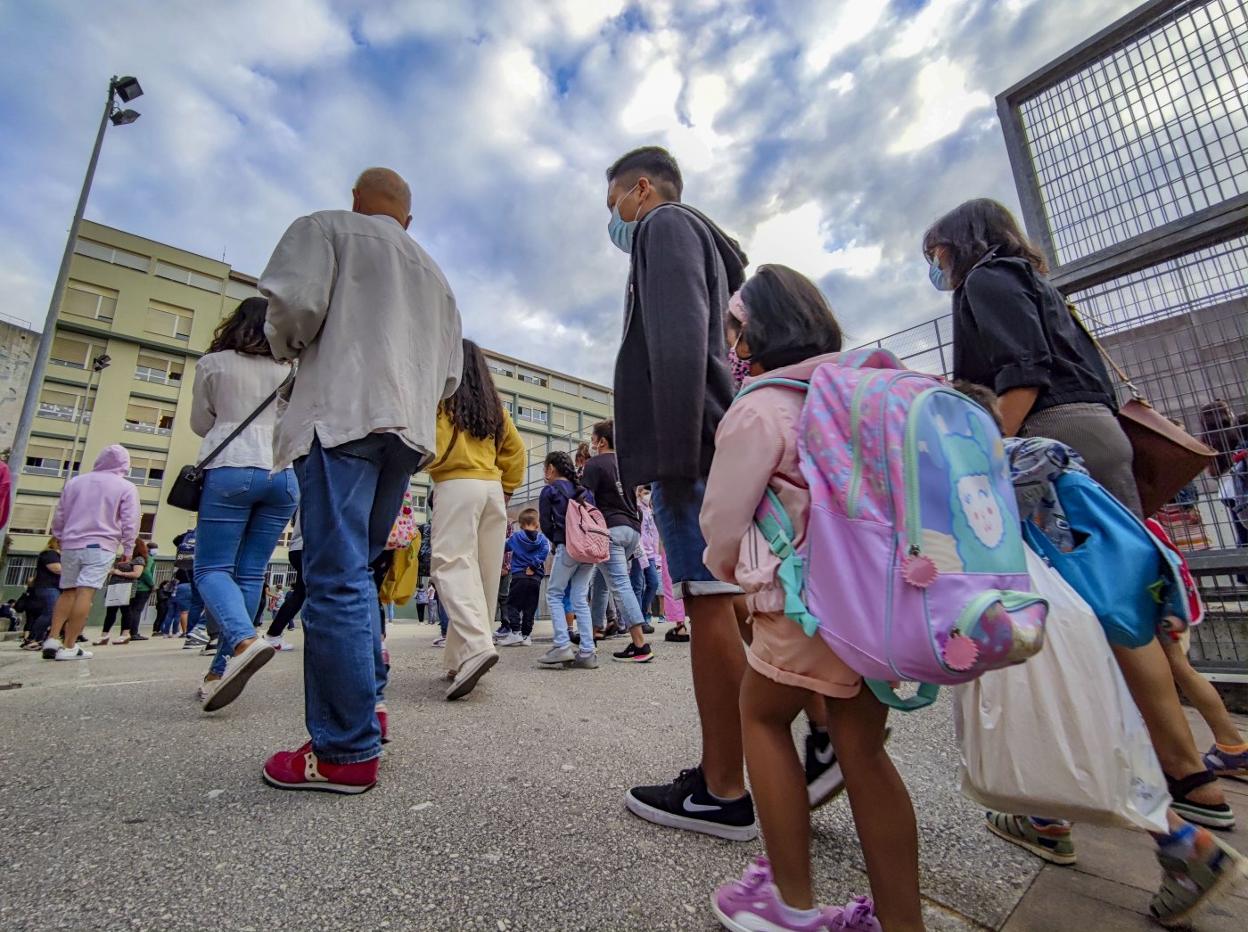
[51,445,140,557]
[700,354,839,615]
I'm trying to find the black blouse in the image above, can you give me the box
[951,256,1115,416]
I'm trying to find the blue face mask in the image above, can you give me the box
[608,184,641,254]
[928,258,954,292]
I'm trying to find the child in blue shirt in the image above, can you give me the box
[497,509,551,646]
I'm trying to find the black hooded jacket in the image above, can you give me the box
[614,202,748,491]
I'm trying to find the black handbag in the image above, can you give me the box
[166,387,281,512]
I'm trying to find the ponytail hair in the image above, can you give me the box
[545,451,583,494]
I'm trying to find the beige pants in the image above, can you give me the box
[431,478,507,675]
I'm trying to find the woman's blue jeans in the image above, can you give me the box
[194,466,298,676]
[546,545,595,653]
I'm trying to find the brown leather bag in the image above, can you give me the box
[1069,305,1216,517]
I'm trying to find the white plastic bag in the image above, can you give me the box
[105,583,133,607]
[953,546,1170,832]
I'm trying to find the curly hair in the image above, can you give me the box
[209,297,274,356]
[545,451,584,492]
[442,339,506,441]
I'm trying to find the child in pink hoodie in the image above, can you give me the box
[42,444,139,661]
[700,266,919,932]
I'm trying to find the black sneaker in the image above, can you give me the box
[612,643,653,663]
[76,635,89,644]
[569,630,581,646]
[641,623,655,635]
[805,727,845,810]
[625,766,757,841]
[129,634,149,642]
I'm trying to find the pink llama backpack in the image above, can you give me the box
[565,493,610,564]
[745,349,1048,710]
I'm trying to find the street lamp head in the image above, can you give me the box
[92,353,111,372]
[110,108,140,127]
[112,75,143,103]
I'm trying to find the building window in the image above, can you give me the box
[127,452,168,487]
[154,260,223,294]
[124,399,176,435]
[37,386,94,423]
[50,335,107,370]
[550,376,581,397]
[3,556,38,586]
[412,490,429,512]
[9,500,53,537]
[517,367,547,387]
[516,403,548,424]
[73,237,150,272]
[582,386,610,405]
[551,406,579,433]
[225,279,259,301]
[144,301,193,341]
[138,512,156,542]
[23,441,77,477]
[135,351,185,385]
[501,399,514,415]
[487,360,516,379]
[62,281,117,323]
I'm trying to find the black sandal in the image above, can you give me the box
[664,624,690,643]
[1166,771,1235,830]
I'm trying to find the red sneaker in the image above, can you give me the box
[376,704,390,744]
[262,743,378,794]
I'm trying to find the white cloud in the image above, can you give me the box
[889,58,993,155]
[802,0,890,74]
[746,202,883,279]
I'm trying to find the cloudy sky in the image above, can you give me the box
[0,0,1139,384]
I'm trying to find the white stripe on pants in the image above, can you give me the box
[431,478,507,675]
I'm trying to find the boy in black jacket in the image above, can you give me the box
[604,145,756,841]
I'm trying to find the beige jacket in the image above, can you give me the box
[260,210,463,470]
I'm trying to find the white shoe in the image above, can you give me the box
[432,636,446,648]
[496,632,524,646]
[520,635,532,646]
[202,639,275,712]
[41,638,63,660]
[195,679,219,702]
[264,635,295,652]
[55,646,93,661]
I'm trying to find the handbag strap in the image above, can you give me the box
[1066,302,1144,401]
[196,387,281,471]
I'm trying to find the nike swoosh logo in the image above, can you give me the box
[814,744,835,766]
[682,794,722,813]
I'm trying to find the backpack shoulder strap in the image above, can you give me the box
[735,377,809,401]
[753,488,820,637]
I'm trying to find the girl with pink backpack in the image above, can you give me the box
[701,265,918,932]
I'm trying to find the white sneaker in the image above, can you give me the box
[432,636,446,648]
[520,635,532,646]
[202,638,275,712]
[41,638,63,660]
[55,646,93,661]
[195,679,219,702]
[496,631,524,646]
[264,635,295,652]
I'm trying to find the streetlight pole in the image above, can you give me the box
[64,353,110,481]
[5,75,142,539]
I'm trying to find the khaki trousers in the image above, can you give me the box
[431,478,507,675]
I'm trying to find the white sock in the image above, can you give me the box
[777,893,821,924]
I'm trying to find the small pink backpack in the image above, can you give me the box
[565,494,610,564]
[746,349,1048,710]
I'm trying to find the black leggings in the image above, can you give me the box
[102,590,153,636]
[266,550,305,638]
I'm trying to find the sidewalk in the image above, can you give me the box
[0,623,1244,930]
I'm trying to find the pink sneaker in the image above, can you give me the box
[376,703,389,744]
[712,858,881,932]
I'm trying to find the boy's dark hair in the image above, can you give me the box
[737,264,843,371]
[922,198,1049,288]
[952,380,1004,432]
[606,146,683,201]
[518,508,539,527]
[592,419,614,449]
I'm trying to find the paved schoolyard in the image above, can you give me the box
[0,621,1244,931]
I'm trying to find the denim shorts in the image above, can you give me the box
[650,479,741,600]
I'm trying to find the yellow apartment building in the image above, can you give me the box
[2,221,612,595]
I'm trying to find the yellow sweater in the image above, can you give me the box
[428,409,527,493]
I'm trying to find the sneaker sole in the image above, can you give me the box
[446,651,499,701]
[1153,843,1248,927]
[262,770,375,795]
[807,761,846,811]
[624,790,758,842]
[203,643,275,712]
[710,894,776,932]
[1170,800,1236,831]
[612,654,654,663]
[985,817,1077,866]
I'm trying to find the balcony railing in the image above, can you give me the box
[38,403,91,423]
[123,422,173,437]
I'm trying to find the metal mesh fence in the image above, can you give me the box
[1018,0,1248,264]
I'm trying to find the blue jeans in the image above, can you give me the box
[196,466,298,676]
[651,479,741,599]
[633,561,660,618]
[296,434,420,764]
[590,525,645,630]
[546,545,595,653]
[162,583,192,635]
[30,587,60,643]
[438,600,450,637]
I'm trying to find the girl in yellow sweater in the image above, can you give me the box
[429,338,527,700]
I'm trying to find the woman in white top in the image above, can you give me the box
[190,297,297,712]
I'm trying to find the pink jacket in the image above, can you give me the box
[51,445,140,557]
[701,354,838,614]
